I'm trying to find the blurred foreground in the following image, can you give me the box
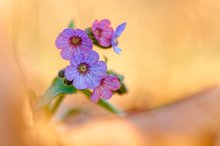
[1,0,220,145]
[1,68,220,146]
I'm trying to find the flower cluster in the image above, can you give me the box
[55,19,126,102]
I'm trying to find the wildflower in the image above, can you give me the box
[111,23,126,54]
[64,50,107,89]
[92,19,114,47]
[90,75,121,103]
[55,28,93,60]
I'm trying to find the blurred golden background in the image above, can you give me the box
[2,0,220,109]
[2,0,220,110]
[1,0,220,146]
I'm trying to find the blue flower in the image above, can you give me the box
[64,50,107,89]
[111,23,126,54]
[55,28,93,60]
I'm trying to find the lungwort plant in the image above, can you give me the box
[35,19,127,117]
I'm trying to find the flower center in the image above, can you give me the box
[77,63,89,74]
[71,36,82,46]
[95,28,102,37]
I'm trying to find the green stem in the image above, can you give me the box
[81,89,126,116]
[49,94,65,114]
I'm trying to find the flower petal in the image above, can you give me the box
[90,88,101,103]
[103,75,121,91]
[84,50,99,65]
[73,74,87,89]
[113,45,122,54]
[99,86,113,100]
[115,22,126,38]
[92,19,99,31]
[98,19,111,29]
[60,28,76,37]
[55,29,76,49]
[61,47,75,60]
[85,73,101,89]
[65,65,79,81]
[75,29,85,37]
[102,27,114,39]
[70,51,84,66]
[80,37,93,50]
[99,37,111,47]
[55,35,70,49]
[90,61,107,77]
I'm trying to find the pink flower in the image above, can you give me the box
[92,19,114,47]
[90,75,121,103]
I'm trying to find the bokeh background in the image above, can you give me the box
[2,0,220,109]
[1,0,220,146]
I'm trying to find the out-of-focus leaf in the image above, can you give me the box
[68,21,75,28]
[116,83,128,95]
[60,108,87,121]
[107,70,124,81]
[35,77,77,111]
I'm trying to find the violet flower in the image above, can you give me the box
[111,23,126,54]
[55,28,93,60]
[92,19,114,47]
[64,50,107,89]
[90,75,121,103]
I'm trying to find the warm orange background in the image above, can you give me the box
[1,0,220,110]
[1,0,220,146]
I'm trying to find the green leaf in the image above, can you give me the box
[35,77,77,110]
[68,21,75,28]
[116,83,127,95]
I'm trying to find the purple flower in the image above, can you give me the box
[90,75,121,103]
[111,23,126,54]
[92,19,114,47]
[55,28,93,60]
[64,50,107,89]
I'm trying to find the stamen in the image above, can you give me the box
[78,63,89,74]
[95,28,102,36]
[71,36,82,45]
